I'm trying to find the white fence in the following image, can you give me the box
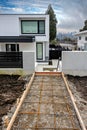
[62,51,87,76]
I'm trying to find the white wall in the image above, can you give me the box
[77,33,87,49]
[0,15,19,36]
[35,15,49,42]
[62,51,87,76]
[0,42,35,51]
[0,43,7,51]
[20,42,36,61]
[0,14,49,42]
[19,42,35,51]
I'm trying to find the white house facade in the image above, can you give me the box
[0,14,49,74]
[75,30,87,50]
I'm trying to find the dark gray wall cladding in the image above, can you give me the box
[0,36,35,42]
[0,52,23,68]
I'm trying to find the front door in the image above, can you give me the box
[36,42,43,60]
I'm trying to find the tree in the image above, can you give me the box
[63,37,72,41]
[51,39,58,45]
[46,4,57,42]
[80,20,87,31]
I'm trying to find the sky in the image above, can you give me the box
[0,0,87,33]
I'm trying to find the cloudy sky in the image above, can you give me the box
[0,0,87,33]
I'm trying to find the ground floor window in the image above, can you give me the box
[36,42,43,60]
[6,44,19,52]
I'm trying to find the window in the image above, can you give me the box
[6,44,19,52]
[85,37,87,41]
[79,36,81,40]
[39,21,45,34]
[21,20,45,34]
[36,43,43,60]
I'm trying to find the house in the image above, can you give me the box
[59,40,77,50]
[0,14,49,74]
[75,30,87,50]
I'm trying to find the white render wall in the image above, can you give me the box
[76,33,87,49]
[0,14,49,42]
[19,42,35,51]
[19,42,36,61]
[62,51,87,76]
[0,15,19,36]
[0,42,35,51]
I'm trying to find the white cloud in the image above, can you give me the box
[0,6,24,13]
[0,0,87,33]
[12,8,24,13]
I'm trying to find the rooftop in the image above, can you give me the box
[75,30,87,36]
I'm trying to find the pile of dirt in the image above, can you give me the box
[67,75,87,101]
[67,75,87,129]
[0,75,26,126]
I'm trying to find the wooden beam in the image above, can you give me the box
[7,72,35,130]
[35,71,62,76]
[4,116,9,127]
[62,72,86,130]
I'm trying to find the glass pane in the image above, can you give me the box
[22,21,38,33]
[11,44,16,51]
[39,21,45,34]
[37,43,43,60]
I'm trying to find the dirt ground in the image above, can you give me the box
[0,74,27,126]
[67,75,87,129]
[0,74,87,129]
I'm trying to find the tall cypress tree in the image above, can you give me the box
[46,4,57,42]
[80,20,87,31]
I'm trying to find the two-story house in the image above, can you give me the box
[0,14,49,74]
[75,30,87,50]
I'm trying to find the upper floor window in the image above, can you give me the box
[85,37,87,41]
[79,36,81,40]
[21,20,45,34]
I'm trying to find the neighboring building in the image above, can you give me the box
[75,30,87,50]
[59,41,77,50]
[0,14,49,74]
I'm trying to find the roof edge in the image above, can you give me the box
[75,30,87,36]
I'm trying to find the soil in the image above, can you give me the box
[67,75,87,129]
[0,74,87,129]
[0,74,26,126]
[67,75,87,101]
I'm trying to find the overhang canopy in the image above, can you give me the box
[0,36,35,42]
